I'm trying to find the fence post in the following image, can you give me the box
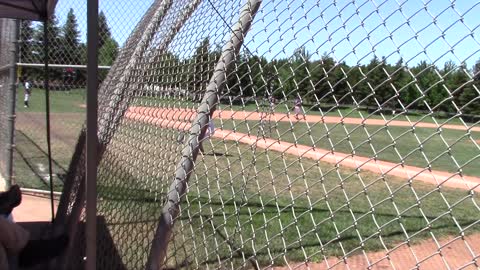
[86,0,99,268]
[146,0,263,268]
[54,1,174,269]
[6,19,19,188]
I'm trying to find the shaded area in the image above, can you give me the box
[61,217,128,270]
[14,131,65,190]
[13,111,84,190]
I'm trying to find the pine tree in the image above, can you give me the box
[62,8,81,64]
[19,20,34,63]
[226,52,250,97]
[99,11,112,48]
[343,65,365,105]
[189,38,212,96]
[392,58,416,110]
[412,61,445,111]
[312,53,335,103]
[246,55,269,97]
[98,37,119,66]
[276,58,296,98]
[33,14,62,64]
[459,61,480,115]
[292,46,312,99]
[97,11,119,66]
[443,61,463,113]
[364,56,390,107]
[331,63,350,105]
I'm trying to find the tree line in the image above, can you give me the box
[154,37,479,116]
[19,9,119,88]
[18,10,479,116]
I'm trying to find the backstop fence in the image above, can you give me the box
[54,0,480,269]
[0,0,480,269]
[0,18,17,189]
[8,0,154,191]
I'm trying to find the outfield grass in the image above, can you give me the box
[13,112,84,190]
[13,131,67,191]
[16,87,86,113]
[13,87,85,189]
[94,121,480,268]
[215,118,480,177]
[19,87,474,126]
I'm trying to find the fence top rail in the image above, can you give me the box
[16,63,111,69]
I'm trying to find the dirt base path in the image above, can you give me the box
[125,109,480,192]
[272,233,480,269]
[13,194,57,222]
[129,107,480,132]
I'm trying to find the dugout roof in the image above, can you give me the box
[0,0,57,21]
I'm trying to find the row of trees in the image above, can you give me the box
[157,38,479,115]
[18,8,479,115]
[19,9,119,86]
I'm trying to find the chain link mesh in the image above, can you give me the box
[19,0,480,269]
[0,18,16,188]
[12,1,154,190]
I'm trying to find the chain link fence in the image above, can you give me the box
[49,0,480,269]
[12,1,154,190]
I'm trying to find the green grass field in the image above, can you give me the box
[20,87,473,125]
[216,119,480,177]
[95,121,480,268]
[14,87,85,190]
[16,87,86,113]
[10,88,480,267]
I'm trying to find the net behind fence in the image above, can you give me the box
[57,0,480,269]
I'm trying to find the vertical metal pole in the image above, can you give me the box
[54,4,160,230]
[6,20,19,188]
[146,0,262,268]
[86,0,98,268]
[43,19,55,223]
[56,1,171,268]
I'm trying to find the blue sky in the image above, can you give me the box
[244,0,480,67]
[54,0,154,45]
[52,0,480,68]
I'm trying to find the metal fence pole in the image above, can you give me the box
[86,0,99,269]
[53,0,167,229]
[6,19,19,188]
[42,18,56,223]
[146,0,262,268]
[54,3,173,268]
